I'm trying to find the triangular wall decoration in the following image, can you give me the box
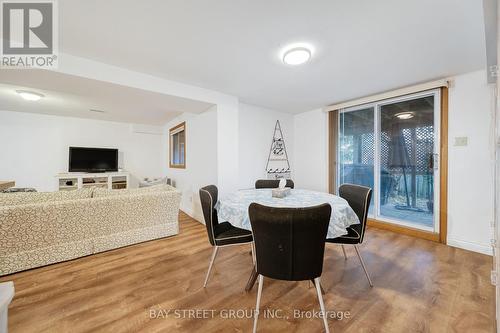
[265,120,291,180]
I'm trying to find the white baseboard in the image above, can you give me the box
[191,212,204,224]
[179,203,204,224]
[447,237,492,256]
[179,203,192,217]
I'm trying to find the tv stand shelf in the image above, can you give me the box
[56,172,130,191]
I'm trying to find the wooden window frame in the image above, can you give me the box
[328,111,338,194]
[169,122,186,169]
[328,87,448,244]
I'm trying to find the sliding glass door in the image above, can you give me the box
[339,107,375,213]
[338,90,440,232]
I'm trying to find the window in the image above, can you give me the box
[169,122,186,168]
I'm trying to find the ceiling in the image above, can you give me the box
[57,0,487,113]
[0,70,213,125]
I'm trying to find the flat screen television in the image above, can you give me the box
[69,147,119,172]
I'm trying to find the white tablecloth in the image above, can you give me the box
[215,189,360,239]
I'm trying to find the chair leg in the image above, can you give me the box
[354,245,373,287]
[341,245,348,260]
[253,275,264,333]
[203,246,219,288]
[251,242,256,265]
[314,277,330,333]
[251,243,259,285]
[311,279,326,295]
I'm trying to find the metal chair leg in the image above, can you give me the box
[253,275,264,333]
[251,242,256,265]
[314,277,330,333]
[251,243,259,285]
[311,279,326,295]
[203,246,219,288]
[354,245,373,287]
[341,245,348,260]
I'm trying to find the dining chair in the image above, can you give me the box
[254,179,294,189]
[326,183,373,287]
[249,203,332,333]
[199,185,255,288]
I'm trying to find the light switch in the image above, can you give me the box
[454,137,468,146]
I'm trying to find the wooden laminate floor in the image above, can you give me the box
[1,212,495,333]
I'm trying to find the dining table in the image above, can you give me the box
[215,188,360,291]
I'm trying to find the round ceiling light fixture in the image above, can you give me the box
[395,112,415,120]
[16,90,44,101]
[282,46,312,65]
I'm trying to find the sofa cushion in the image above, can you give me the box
[92,184,176,198]
[0,188,93,207]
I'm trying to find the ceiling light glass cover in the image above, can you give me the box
[16,90,44,101]
[282,47,312,65]
[395,112,415,120]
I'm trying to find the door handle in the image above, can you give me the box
[432,153,439,170]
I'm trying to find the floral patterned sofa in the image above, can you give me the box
[0,184,181,276]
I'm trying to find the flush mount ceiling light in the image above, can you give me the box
[16,90,44,101]
[395,112,415,120]
[282,46,312,65]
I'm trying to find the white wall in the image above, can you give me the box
[293,108,329,192]
[238,103,294,189]
[0,110,164,191]
[0,56,300,226]
[293,70,495,255]
[57,53,241,197]
[447,70,495,254]
[162,103,295,222]
[163,107,218,222]
[216,103,240,195]
[0,104,220,224]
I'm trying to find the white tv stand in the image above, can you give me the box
[56,172,130,191]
